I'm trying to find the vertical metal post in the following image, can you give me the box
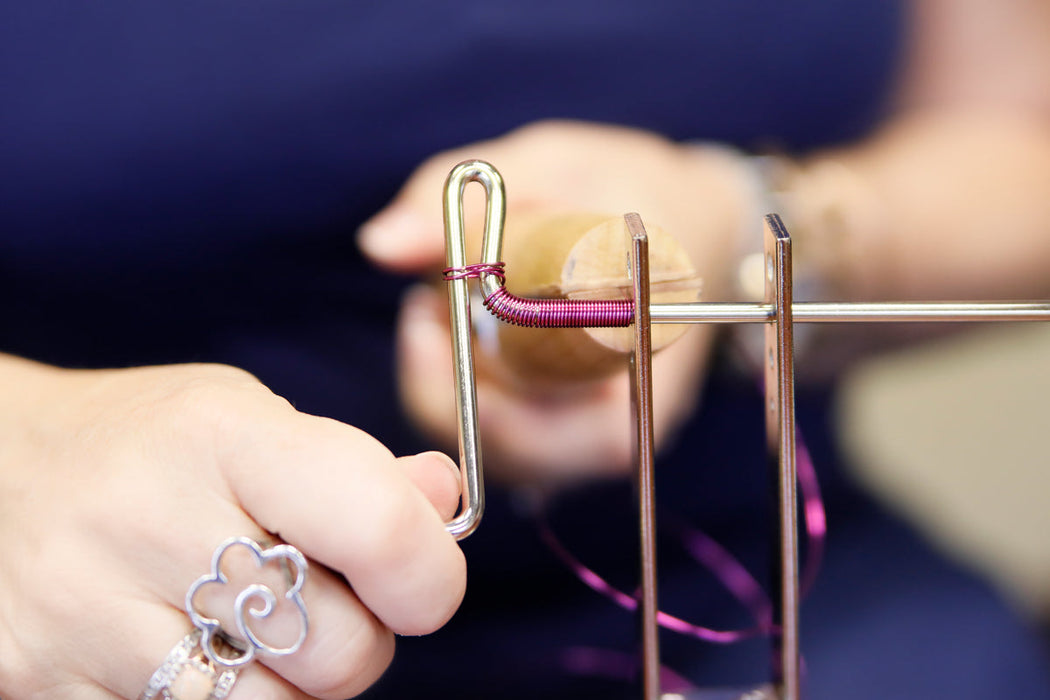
[626,213,661,700]
[763,215,800,699]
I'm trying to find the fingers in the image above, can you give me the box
[99,504,395,699]
[228,667,316,700]
[72,605,321,700]
[356,149,464,272]
[0,363,463,700]
[156,377,462,698]
[357,127,525,272]
[217,404,466,637]
[253,561,395,699]
[106,369,461,698]
[357,205,446,272]
[121,525,397,699]
[79,594,315,700]
[359,119,747,282]
[354,121,569,270]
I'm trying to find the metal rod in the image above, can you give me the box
[627,213,661,700]
[764,216,800,700]
[650,301,1050,324]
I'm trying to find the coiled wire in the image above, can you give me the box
[443,262,635,329]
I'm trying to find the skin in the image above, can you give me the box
[0,359,465,699]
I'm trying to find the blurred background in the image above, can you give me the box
[839,323,1050,627]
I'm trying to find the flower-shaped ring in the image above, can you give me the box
[186,537,310,668]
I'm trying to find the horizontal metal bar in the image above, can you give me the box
[649,301,1050,324]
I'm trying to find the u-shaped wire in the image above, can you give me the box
[441,160,504,539]
[439,159,636,536]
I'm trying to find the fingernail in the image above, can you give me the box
[358,208,429,261]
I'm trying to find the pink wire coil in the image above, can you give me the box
[484,287,634,328]
[443,262,636,329]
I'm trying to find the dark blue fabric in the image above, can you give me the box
[2,2,1048,697]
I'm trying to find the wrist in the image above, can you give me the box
[687,143,884,370]
[757,153,886,301]
[683,142,772,301]
[688,143,886,304]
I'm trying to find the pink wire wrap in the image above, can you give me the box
[442,262,635,328]
[442,262,507,282]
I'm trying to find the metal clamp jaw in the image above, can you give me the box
[440,159,1050,699]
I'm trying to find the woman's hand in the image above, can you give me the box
[359,120,756,484]
[0,357,466,699]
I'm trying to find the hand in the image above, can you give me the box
[359,120,756,484]
[0,358,465,699]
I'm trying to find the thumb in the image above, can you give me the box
[395,450,462,523]
[357,201,447,273]
[358,144,497,273]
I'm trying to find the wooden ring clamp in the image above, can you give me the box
[440,160,1050,700]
